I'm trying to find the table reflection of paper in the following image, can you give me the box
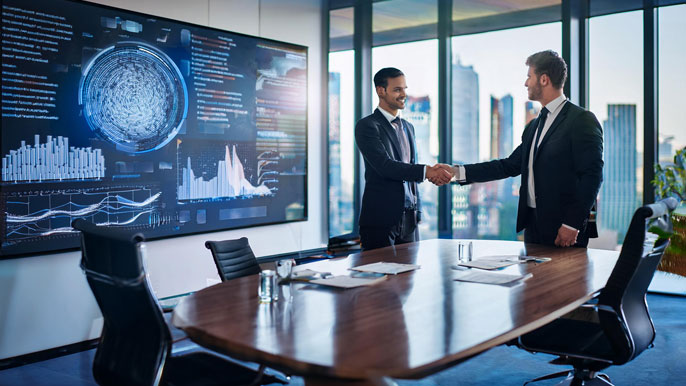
[457,259,517,270]
[288,269,332,282]
[351,262,420,275]
[310,275,387,288]
[453,270,533,285]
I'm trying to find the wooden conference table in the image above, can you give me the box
[172,239,619,385]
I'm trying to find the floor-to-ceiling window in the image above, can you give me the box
[658,4,686,165]
[451,22,561,240]
[372,40,439,239]
[372,0,439,239]
[328,7,355,238]
[589,11,644,247]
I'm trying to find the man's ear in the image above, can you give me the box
[375,85,385,97]
[540,74,550,87]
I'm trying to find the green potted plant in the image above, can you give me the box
[652,146,686,277]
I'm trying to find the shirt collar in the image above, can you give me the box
[377,106,400,123]
[543,94,567,115]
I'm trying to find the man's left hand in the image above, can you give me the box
[555,225,578,247]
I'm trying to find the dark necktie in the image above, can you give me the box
[532,107,549,159]
[391,116,415,208]
[392,117,411,163]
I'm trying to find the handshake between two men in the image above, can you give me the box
[425,164,455,186]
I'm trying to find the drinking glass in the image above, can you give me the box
[258,270,277,303]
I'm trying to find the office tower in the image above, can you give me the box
[498,94,513,157]
[599,104,637,242]
[659,135,674,165]
[405,95,437,238]
[328,72,344,236]
[490,94,513,159]
[525,100,540,126]
[451,60,479,237]
[452,59,479,164]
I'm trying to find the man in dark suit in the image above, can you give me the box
[355,67,452,251]
[446,50,603,247]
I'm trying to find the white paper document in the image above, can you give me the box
[350,262,420,275]
[310,275,387,288]
[453,270,533,285]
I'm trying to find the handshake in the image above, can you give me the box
[426,164,455,186]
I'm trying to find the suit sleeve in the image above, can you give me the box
[355,119,425,182]
[462,135,527,184]
[564,111,604,230]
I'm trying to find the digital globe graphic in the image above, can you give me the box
[79,42,188,153]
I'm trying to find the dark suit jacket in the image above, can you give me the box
[355,109,424,228]
[462,101,603,244]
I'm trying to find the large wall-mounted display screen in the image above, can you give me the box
[0,0,308,257]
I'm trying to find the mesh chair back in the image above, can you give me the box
[597,197,678,365]
[73,219,170,386]
[205,237,261,281]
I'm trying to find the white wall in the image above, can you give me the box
[0,0,325,360]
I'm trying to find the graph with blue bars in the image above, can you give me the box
[2,135,105,183]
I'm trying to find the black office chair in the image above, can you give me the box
[516,197,679,386]
[72,219,288,386]
[205,237,262,281]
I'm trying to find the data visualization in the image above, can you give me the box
[0,0,308,257]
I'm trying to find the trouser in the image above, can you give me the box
[360,209,419,251]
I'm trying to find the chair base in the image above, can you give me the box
[524,369,613,386]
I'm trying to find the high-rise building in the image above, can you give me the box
[328,72,344,236]
[599,104,638,242]
[659,135,675,165]
[489,94,513,159]
[525,100,540,126]
[452,60,479,164]
[498,94,513,158]
[451,60,479,237]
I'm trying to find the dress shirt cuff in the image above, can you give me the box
[450,165,466,183]
[561,223,578,232]
[423,165,427,180]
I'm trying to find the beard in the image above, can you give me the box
[382,95,405,110]
[528,81,543,101]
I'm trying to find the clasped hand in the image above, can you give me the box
[426,164,454,186]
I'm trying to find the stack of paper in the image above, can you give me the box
[350,262,420,275]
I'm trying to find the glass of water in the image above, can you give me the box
[258,270,277,303]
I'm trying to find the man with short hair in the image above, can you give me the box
[355,67,452,251]
[447,50,603,247]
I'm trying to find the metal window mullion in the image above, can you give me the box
[352,0,373,234]
[438,0,452,237]
[644,0,658,204]
[562,0,589,108]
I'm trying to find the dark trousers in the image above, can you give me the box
[360,209,419,251]
[524,207,589,247]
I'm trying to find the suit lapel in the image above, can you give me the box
[373,109,403,161]
[533,102,570,163]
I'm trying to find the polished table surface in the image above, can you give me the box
[172,239,619,382]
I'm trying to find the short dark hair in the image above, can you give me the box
[525,50,567,89]
[374,67,404,88]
